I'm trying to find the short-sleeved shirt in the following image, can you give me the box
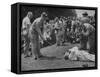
[29,17,43,40]
[83,23,95,36]
[22,16,31,36]
[29,17,41,33]
[22,16,31,29]
[81,17,90,23]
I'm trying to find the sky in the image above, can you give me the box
[75,9,95,17]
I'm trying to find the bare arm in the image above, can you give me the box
[35,22,45,41]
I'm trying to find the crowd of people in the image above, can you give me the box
[21,11,95,60]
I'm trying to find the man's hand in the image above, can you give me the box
[42,36,46,41]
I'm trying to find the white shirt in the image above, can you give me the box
[22,16,31,36]
[22,16,31,30]
[64,46,95,61]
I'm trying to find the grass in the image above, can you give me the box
[21,43,95,71]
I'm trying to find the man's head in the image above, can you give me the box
[82,12,88,17]
[41,12,48,21]
[64,46,79,60]
[27,11,33,19]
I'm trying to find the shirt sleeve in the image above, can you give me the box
[22,18,31,29]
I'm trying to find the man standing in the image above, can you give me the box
[80,12,95,54]
[29,12,48,60]
[80,12,89,50]
[21,12,33,58]
[66,17,72,32]
[55,18,65,46]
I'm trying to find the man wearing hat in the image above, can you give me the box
[29,12,48,59]
[79,12,89,50]
[22,11,33,57]
[80,12,95,54]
